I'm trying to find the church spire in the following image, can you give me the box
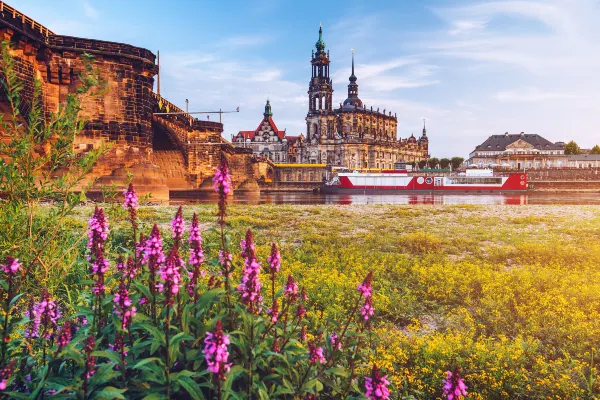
[264,99,272,118]
[342,49,362,108]
[315,24,326,53]
[350,48,356,81]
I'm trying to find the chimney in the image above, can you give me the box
[505,132,508,136]
[520,132,524,137]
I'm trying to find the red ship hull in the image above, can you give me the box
[321,172,528,193]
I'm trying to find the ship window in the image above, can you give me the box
[446,177,503,185]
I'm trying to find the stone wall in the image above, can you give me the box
[0,2,272,196]
[0,3,157,168]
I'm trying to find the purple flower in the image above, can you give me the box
[267,243,281,274]
[296,304,306,321]
[308,341,325,364]
[361,297,374,321]
[330,332,342,350]
[113,283,136,331]
[237,230,263,312]
[219,250,232,269]
[300,325,307,342]
[0,257,20,275]
[56,321,73,351]
[117,257,139,281]
[135,233,146,261]
[357,271,374,299]
[84,336,96,379]
[364,365,391,400]
[87,207,109,251]
[144,224,165,265]
[213,158,232,227]
[203,320,231,380]
[171,206,185,242]
[159,249,182,305]
[212,158,232,195]
[123,183,139,211]
[442,368,468,400]
[87,207,110,296]
[284,274,299,298]
[300,287,308,302]
[24,290,61,339]
[144,224,165,296]
[0,360,15,391]
[187,213,204,298]
[269,298,279,323]
[109,333,128,360]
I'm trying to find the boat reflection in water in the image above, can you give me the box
[171,192,537,205]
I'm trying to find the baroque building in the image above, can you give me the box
[231,100,303,163]
[467,132,567,169]
[300,26,429,168]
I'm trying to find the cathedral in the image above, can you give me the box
[300,25,429,168]
[234,25,430,169]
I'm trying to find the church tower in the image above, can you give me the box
[342,49,363,109]
[308,25,333,116]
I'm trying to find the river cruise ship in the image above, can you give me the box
[321,167,528,194]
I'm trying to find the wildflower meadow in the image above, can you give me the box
[2,41,600,399]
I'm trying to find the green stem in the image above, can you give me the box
[165,305,171,400]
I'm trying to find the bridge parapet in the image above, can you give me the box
[0,1,53,41]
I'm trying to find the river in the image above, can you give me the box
[171,192,600,205]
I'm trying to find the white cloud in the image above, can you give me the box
[494,87,582,103]
[83,1,98,19]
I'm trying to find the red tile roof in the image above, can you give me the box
[236,116,286,141]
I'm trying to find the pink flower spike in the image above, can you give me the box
[364,365,390,400]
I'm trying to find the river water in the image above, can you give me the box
[171,192,600,205]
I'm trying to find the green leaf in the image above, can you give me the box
[91,386,127,399]
[9,292,25,309]
[91,350,122,364]
[89,363,121,387]
[142,393,167,400]
[132,357,164,370]
[326,366,349,378]
[177,376,206,400]
[195,288,224,315]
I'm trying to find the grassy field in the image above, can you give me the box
[63,203,600,399]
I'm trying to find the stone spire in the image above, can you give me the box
[315,24,326,53]
[264,99,272,118]
[308,24,333,115]
[343,49,362,108]
[350,48,357,82]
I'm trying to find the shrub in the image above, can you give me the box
[0,162,392,399]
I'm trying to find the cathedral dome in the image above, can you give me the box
[343,97,363,109]
[315,25,326,52]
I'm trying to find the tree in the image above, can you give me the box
[0,44,108,291]
[418,160,427,169]
[564,140,581,155]
[440,158,451,169]
[428,157,439,169]
[591,145,600,154]
[451,156,465,170]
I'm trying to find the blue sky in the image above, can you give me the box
[15,0,600,158]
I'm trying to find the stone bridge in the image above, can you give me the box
[0,1,271,198]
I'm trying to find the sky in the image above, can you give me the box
[14,0,600,158]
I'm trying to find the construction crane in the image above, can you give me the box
[153,106,240,123]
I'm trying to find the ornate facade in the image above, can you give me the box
[299,26,429,168]
[467,132,567,169]
[232,100,304,163]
